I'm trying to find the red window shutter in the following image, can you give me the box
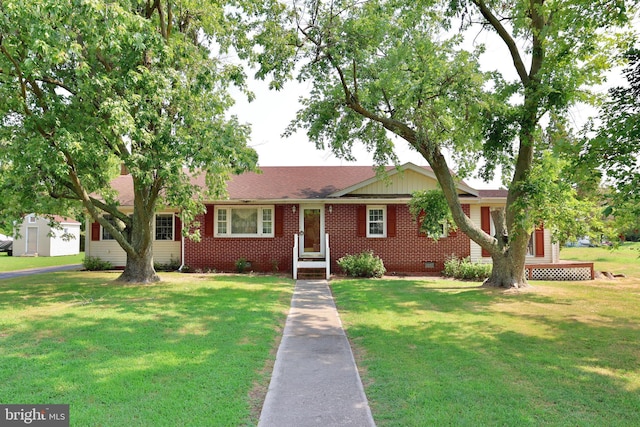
[417,211,426,237]
[481,206,491,257]
[174,215,182,241]
[535,224,545,257]
[387,205,396,238]
[204,205,214,237]
[357,205,367,237]
[91,221,100,241]
[275,205,284,237]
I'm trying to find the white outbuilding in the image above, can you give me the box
[12,214,81,257]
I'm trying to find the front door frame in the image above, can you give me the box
[299,204,325,258]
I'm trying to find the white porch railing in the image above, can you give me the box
[293,233,330,280]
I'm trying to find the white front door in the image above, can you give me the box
[299,205,325,258]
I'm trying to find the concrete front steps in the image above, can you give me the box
[295,259,328,280]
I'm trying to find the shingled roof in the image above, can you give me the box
[107,164,505,205]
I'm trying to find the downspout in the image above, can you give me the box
[178,213,185,272]
[178,232,185,271]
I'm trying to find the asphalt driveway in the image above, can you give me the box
[0,264,83,280]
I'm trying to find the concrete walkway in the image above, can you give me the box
[0,264,83,280]
[258,280,376,427]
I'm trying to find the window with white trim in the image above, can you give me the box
[155,214,174,240]
[433,221,448,238]
[101,215,117,240]
[215,206,274,237]
[367,206,386,237]
[527,232,535,257]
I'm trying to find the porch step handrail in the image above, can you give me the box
[324,233,330,280]
[293,234,299,279]
[293,233,330,280]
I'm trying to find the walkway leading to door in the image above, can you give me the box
[258,280,376,427]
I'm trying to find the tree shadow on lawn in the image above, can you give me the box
[332,279,561,317]
[0,273,292,426]
[332,280,640,426]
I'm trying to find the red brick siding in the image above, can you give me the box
[326,204,471,274]
[184,204,299,272]
[184,203,471,274]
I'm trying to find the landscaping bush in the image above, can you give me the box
[83,256,113,271]
[338,250,386,278]
[443,256,492,281]
[154,257,181,272]
[235,257,251,273]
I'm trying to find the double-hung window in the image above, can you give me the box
[215,206,274,237]
[367,206,386,238]
[101,215,118,240]
[155,214,174,240]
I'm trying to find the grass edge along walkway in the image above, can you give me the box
[331,264,640,425]
[0,271,294,426]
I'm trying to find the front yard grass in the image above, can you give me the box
[0,272,293,426]
[332,245,640,426]
[561,241,640,277]
[0,252,84,272]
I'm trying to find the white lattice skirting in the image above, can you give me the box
[527,266,592,281]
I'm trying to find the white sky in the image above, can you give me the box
[229,14,638,190]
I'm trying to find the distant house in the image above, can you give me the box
[12,214,81,257]
[85,162,564,278]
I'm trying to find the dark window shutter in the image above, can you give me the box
[275,206,284,237]
[535,224,545,257]
[387,205,397,238]
[91,221,100,241]
[174,215,182,241]
[481,206,491,257]
[204,205,214,237]
[357,205,367,237]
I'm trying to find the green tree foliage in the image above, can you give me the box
[408,190,457,241]
[0,0,291,282]
[583,46,640,238]
[287,0,634,287]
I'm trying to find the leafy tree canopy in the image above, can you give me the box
[582,46,640,234]
[0,0,294,281]
[285,0,635,287]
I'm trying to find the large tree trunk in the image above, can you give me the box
[420,146,531,288]
[118,250,159,283]
[116,194,159,283]
[484,251,528,288]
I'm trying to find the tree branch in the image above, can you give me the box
[472,0,530,85]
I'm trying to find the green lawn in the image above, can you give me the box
[561,242,640,277]
[0,252,85,272]
[332,244,640,426]
[0,272,293,426]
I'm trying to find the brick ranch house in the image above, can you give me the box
[83,162,602,280]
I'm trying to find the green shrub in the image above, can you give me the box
[235,257,251,273]
[337,251,386,278]
[443,256,492,281]
[83,256,113,271]
[154,257,181,272]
